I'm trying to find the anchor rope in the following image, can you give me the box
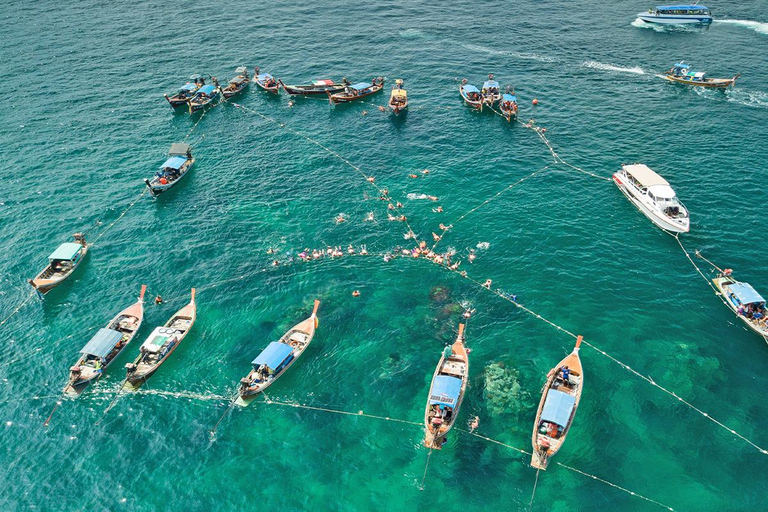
[0,291,36,328]
[91,189,148,245]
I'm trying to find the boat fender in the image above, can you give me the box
[532,98,539,105]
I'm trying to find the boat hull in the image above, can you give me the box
[613,173,690,233]
[279,80,348,95]
[328,85,384,104]
[637,13,713,24]
[663,75,737,89]
[459,85,483,110]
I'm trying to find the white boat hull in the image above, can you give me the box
[613,173,690,233]
[637,13,713,24]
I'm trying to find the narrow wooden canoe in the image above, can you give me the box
[123,288,197,390]
[278,79,349,95]
[144,143,195,196]
[236,300,320,406]
[188,84,221,112]
[424,323,469,449]
[165,74,206,107]
[222,66,250,98]
[254,67,279,93]
[64,285,146,396]
[531,336,584,470]
[29,233,88,294]
[499,92,518,122]
[327,78,385,104]
[664,72,739,89]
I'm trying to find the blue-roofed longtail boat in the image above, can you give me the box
[221,66,250,98]
[188,83,221,113]
[663,62,738,89]
[388,79,408,115]
[123,289,196,391]
[481,74,501,108]
[499,88,518,122]
[144,143,194,196]
[531,335,584,470]
[236,300,320,405]
[713,271,768,341]
[29,233,88,294]
[278,78,350,95]
[424,323,468,449]
[327,78,385,104]
[637,4,713,24]
[63,285,146,396]
[459,80,483,110]
[165,74,206,107]
[253,66,279,93]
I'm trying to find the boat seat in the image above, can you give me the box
[290,332,309,344]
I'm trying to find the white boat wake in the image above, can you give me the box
[715,19,768,35]
[582,60,645,75]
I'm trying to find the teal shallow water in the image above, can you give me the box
[2,1,768,510]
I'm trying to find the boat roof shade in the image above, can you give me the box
[313,79,335,85]
[169,143,191,155]
[80,328,123,358]
[429,375,462,407]
[541,389,576,427]
[252,341,293,369]
[463,84,480,94]
[728,282,766,305]
[161,155,188,170]
[623,164,670,187]
[483,80,500,88]
[181,83,198,92]
[648,184,677,199]
[502,94,517,102]
[350,82,371,91]
[49,243,82,261]
[229,76,246,85]
[657,5,708,9]
[189,74,203,80]
[674,63,691,68]
[197,84,216,94]
[257,73,273,80]
[235,66,247,74]
[391,89,407,98]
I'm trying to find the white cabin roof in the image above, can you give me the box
[649,184,676,199]
[623,164,669,188]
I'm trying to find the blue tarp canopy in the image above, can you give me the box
[728,282,765,305]
[49,243,82,261]
[80,328,123,358]
[483,80,499,89]
[502,94,517,102]
[674,63,691,68]
[657,4,708,9]
[429,375,462,407]
[541,389,576,427]
[257,73,273,81]
[160,155,188,170]
[197,85,216,94]
[350,83,371,91]
[181,83,198,92]
[463,84,479,94]
[251,341,293,369]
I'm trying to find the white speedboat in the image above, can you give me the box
[637,4,713,24]
[613,164,690,233]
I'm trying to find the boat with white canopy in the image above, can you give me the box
[713,272,768,341]
[613,163,690,233]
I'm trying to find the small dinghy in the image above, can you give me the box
[459,80,483,110]
[424,323,469,449]
[713,270,768,341]
[613,163,690,233]
[531,336,584,470]
[327,78,385,104]
[123,289,196,390]
[29,233,88,294]
[279,78,350,95]
[237,300,320,405]
[499,89,518,122]
[144,143,195,196]
[254,67,279,93]
[388,79,408,115]
[663,62,738,89]
[188,83,221,112]
[64,285,146,395]
[221,67,250,98]
[481,74,501,107]
[165,74,206,107]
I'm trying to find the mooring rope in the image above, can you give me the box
[91,189,148,245]
[0,291,36,328]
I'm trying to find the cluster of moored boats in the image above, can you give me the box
[459,74,519,121]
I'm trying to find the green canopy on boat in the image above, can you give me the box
[49,243,82,261]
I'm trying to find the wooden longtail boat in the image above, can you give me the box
[531,335,584,470]
[388,79,408,115]
[327,78,385,104]
[424,323,468,449]
[165,74,206,107]
[123,289,196,390]
[499,89,518,122]
[713,271,768,342]
[254,67,279,93]
[144,143,195,196]
[236,300,320,406]
[278,78,350,95]
[481,74,501,107]
[222,67,250,98]
[664,62,738,89]
[64,285,146,396]
[29,233,88,294]
[188,83,221,113]
[459,80,483,110]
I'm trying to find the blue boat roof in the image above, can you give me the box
[728,282,765,305]
[350,82,371,91]
[181,83,197,92]
[257,73,273,80]
[541,389,576,427]
[657,4,708,9]
[483,80,499,89]
[197,84,216,94]
[502,93,517,102]
[251,341,293,369]
[674,63,691,68]
[429,375,462,407]
[80,328,123,358]
[463,84,479,94]
[160,155,188,170]
[49,243,82,261]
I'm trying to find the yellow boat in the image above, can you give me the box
[664,62,738,89]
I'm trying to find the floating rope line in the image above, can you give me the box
[0,291,36,328]
[259,397,423,426]
[91,189,148,245]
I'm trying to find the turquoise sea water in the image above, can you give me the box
[2,1,768,510]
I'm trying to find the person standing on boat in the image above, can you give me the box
[560,365,570,382]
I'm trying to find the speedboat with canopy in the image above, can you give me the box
[144,143,194,196]
[221,67,250,98]
[481,74,501,107]
[613,163,690,233]
[637,4,713,24]
[499,91,518,122]
[388,79,408,115]
[188,84,221,112]
[663,62,738,89]
[423,323,468,449]
[278,78,350,95]
[713,271,768,341]
[165,74,206,107]
[237,300,320,405]
[531,336,584,470]
[328,78,385,104]
[459,81,483,110]
[254,67,279,93]
[29,233,88,294]
[64,285,146,395]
